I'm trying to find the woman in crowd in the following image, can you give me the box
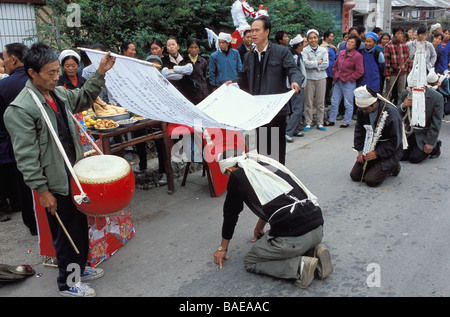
[150,39,165,59]
[285,34,307,142]
[325,35,364,128]
[120,41,136,58]
[302,29,329,131]
[442,29,449,49]
[161,37,194,100]
[57,49,86,89]
[376,33,391,52]
[321,30,337,106]
[185,38,208,104]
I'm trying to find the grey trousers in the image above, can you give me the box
[384,74,407,102]
[304,78,326,126]
[243,226,323,280]
[286,88,305,136]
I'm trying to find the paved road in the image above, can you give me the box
[1,119,449,299]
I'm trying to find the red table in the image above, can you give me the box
[90,120,175,194]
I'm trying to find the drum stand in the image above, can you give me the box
[42,256,58,268]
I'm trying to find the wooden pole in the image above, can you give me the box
[54,211,80,255]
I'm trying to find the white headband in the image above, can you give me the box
[354,86,377,108]
[306,29,319,37]
[218,32,232,43]
[354,85,394,108]
[59,49,80,65]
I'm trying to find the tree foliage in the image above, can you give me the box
[37,0,341,57]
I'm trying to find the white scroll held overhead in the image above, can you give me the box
[82,48,294,131]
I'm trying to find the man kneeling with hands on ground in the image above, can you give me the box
[213,150,333,288]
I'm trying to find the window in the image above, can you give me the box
[0,3,37,49]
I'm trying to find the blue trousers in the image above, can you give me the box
[286,89,305,136]
[329,79,356,124]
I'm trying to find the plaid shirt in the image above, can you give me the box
[383,40,412,76]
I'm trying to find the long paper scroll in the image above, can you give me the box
[82,48,294,131]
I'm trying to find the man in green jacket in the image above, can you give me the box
[4,43,115,297]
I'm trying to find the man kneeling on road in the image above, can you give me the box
[213,150,333,289]
[350,85,403,187]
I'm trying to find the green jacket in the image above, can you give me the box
[4,71,105,196]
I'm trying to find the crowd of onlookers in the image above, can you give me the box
[1,22,450,226]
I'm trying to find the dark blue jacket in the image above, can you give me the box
[0,66,28,164]
[358,48,385,93]
[437,43,450,74]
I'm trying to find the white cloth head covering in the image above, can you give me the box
[430,23,441,33]
[289,34,304,46]
[306,29,319,37]
[354,85,378,108]
[218,32,232,43]
[218,152,318,206]
[354,85,394,108]
[59,49,81,65]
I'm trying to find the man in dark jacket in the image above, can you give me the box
[227,17,303,165]
[398,87,443,163]
[213,151,332,289]
[236,29,254,63]
[0,43,35,228]
[350,86,403,187]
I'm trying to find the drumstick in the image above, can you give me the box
[54,211,80,255]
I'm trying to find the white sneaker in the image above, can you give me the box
[59,281,96,297]
[81,266,104,282]
[158,173,167,186]
[295,256,318,289]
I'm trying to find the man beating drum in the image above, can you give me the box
[4,43,116,297]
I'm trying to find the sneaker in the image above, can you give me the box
[303,125,311,131]
[133,166,147,174]
[314,245,334,280]
[158,173,167,186]
[285,135,294,143]
[293,131,304,137]
[352,114,357,120]
[295,256,318,289]
[336,114,344,121]
[0,213,11,222]
[81,266,104,282]
[59,281,96,297]
[316,125,326,131]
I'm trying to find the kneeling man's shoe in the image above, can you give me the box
[314,245,334,280]
[295,256,317,289]
[391,163,401,177]
[430,140,441,158]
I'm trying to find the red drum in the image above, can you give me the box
[70,155,135,216]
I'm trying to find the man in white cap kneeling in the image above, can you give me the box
[350,85,403,187]
[213,150,333,289]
